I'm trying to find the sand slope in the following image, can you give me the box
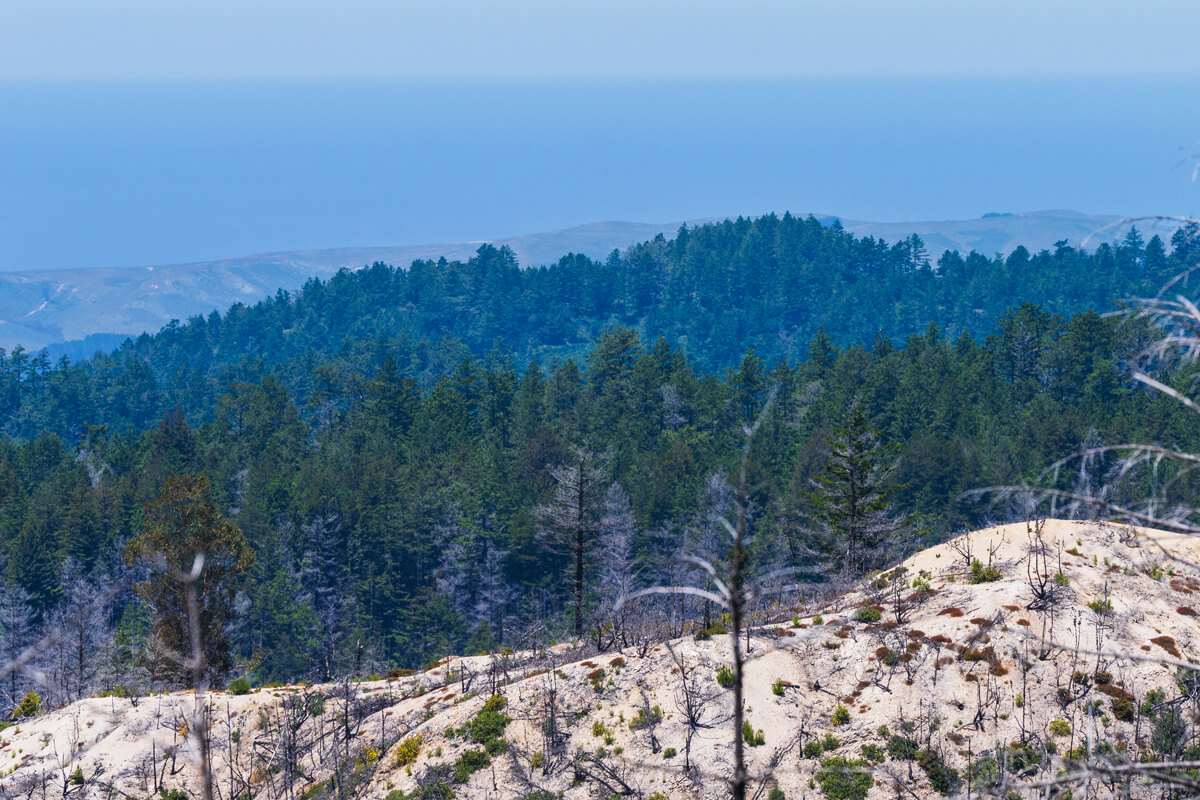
[4,519,1199,799]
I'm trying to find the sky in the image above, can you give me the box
[4,0,1200,81]
[2,1,1200,272]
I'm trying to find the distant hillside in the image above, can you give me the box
[833,209,1173,260]
[0,211,1192,441]
[0,211,1172,353]
[0,220,709,353]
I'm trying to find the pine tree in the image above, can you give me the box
[806,402,907,576]
[123,474,254,686]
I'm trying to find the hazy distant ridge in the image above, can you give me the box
[0,211,1171,354]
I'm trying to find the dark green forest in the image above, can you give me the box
[1,215,1198,703]
[1,215,1194,441]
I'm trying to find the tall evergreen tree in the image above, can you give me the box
[123,474,254,686]
[806,402,908,576]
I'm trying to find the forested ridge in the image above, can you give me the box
[1,214,1194,441]
[0,215,1198,702]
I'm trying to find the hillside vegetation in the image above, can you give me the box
[0,215,1194,439]
[5,521,1200,800]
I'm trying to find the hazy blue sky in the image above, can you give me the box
[4,0,1200,81]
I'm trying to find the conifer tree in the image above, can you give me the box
[123,474,254,686]
[806,402,907,576]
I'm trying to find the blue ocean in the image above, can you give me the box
[1,79,1198,272]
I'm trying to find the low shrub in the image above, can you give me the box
[694,624,728,640]
[860,743,885,764]
[805,734,842,758]
[917,749,959,795]
[968,559,1001,584]
[468,695,510,744]
[832,705,851,725]
[854,606,882,623]
[1112,696,1136,722]
[815,757,873,800]
[393,734,423,767]
[1048,719,1071,737]
[886,735,919,760]
[716,665,735,688]
[12,691,40,719]
[453,749,490,783]
[630,705,663,730]
[228,677,252,695]
[742,720,765,746]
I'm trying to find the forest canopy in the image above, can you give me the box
[0,215,1196,695]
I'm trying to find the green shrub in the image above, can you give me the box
[468,695,510,744]
[1006,742,1043,773]
[12,691,40,719]
[663,747,677,758]
[968,559,1001,584]
[484,737,509,756]
[742,720,765,746]
[70,767,84,785]
[854,606,882,623]
[228,677,252,695]
[716,665,735,689]
[805,733,841,758]
[1152,708,1188,758]
[768,789,785,800]
[886,735,919,761]
[1053,572,1069,586]
[630,705,663,730]
[694,624,728,640]
[815,757,873,800]
[772,678,786,696]
[832,705,850,725]
[1112,696,1135,722]
[812,615,824,625]
[967,755,999,793]
[859,743,885,764]
[393,734,423,767]
[1088,599,1112,614]
[1141,687,1167,718]
[1048,719,1072,737]
[453,749,491,783]
[917,749,959,795]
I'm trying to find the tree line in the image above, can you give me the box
[0,216,1192,442]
